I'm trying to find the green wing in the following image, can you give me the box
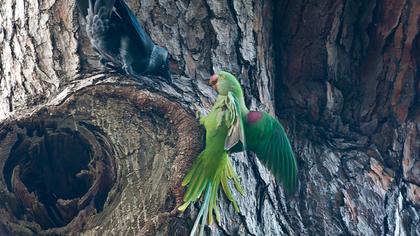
[245,112,298,193]
[224,92,246,151]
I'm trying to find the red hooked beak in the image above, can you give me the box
[209,74,218,91]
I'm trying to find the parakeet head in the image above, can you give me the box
[209,71,243,97]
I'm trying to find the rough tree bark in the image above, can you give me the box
[0,0,418,235]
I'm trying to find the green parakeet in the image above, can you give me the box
[179,71,298,235]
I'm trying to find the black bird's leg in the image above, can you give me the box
[123,63,133,76]
[99,56,108,66]
[99,56,126,74]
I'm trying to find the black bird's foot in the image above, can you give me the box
[100,59,125,74]
[128,73,161,89]
[99,57,108,66]
[123,64,133,77]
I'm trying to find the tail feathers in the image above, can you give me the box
[183,182,221,236]
[189,183,211,236]
[180,154,208,205]
[179,153,244,236]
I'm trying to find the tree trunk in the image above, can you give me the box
[0,0,418,235]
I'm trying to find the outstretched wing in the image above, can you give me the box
[93,0,115,15]
[114,0,154,55]
[85,0,119,63]
[246,112,298,193]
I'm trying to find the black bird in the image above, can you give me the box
[77,0,172,82]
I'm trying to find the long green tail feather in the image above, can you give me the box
[190,183,211,236]
[178,151,243,235]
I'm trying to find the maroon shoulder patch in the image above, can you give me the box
[247,111,263,124]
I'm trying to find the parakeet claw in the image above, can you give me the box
[194,105,202,119]
[193,104,207,125]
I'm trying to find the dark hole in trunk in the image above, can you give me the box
[3,120,115,230]
[19,132,91,203]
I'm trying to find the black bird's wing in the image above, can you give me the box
[84,0,122,65]
[114,0,154,56]
[94,0,115,15]
[77,0,113,19]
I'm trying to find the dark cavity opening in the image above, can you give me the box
[3,120,115,230]
[19,131,91,206]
